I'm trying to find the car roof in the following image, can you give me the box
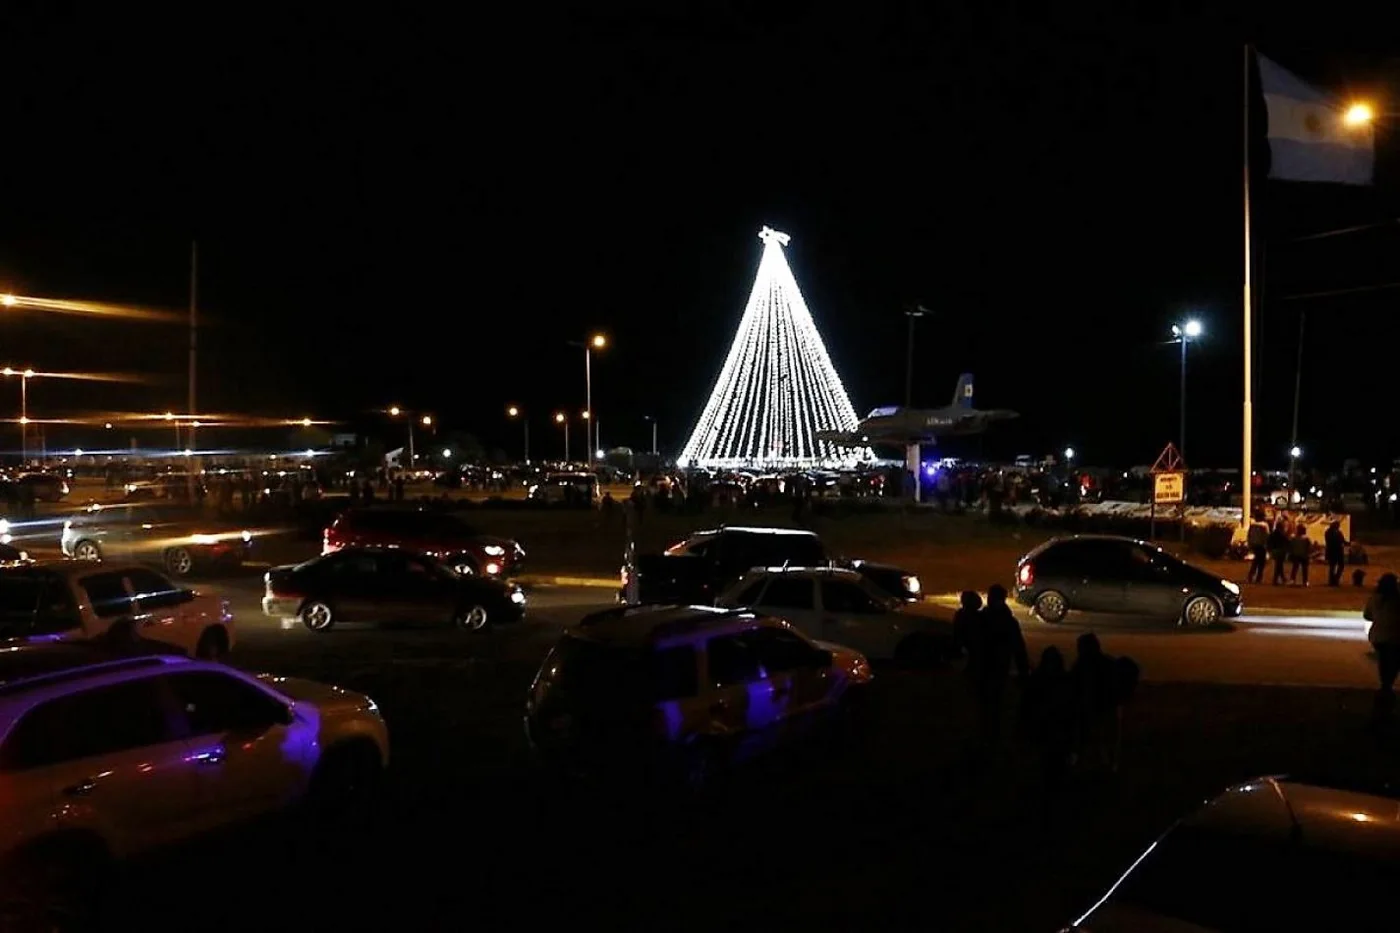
[0,560,159,580]
[699,525,819,537]
[743,566,862,581]
[1023,534,1154,558]
[572,605,765,647]
[1183,777,1400,858]
[0,652,213,728]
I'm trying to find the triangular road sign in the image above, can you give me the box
[1150,442,1185,474]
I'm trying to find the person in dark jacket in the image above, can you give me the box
[1288,524,1311,586]
[968,584,1030,745]
[1267,521,1289,585]
[1325,520,1348,587]
[1246,516,1269,583]
[952,590,982,661]
[1021,645,1075,801]
[1071,633,1120,771]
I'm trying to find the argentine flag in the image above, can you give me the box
[1259,55,1373,185]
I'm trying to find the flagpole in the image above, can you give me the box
[1241,44,1254,528]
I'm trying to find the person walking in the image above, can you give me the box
[1020,645,1076,807]
[1288,524,1311,586]
[1363,572,1400,720]
[1267,521,1289,585]
[1246,514,1269,583]
[1325,520,1348,587]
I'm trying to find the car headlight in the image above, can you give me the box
[0,519,8,535]
[242,530,252,542]
[365,697,382,719]
[1221,580,1240,596]
[510,589,527,605]
[485,561,502,576]
[902,574,922,596]
[190,533,219,545]
[483,545,505,557]
[63,520,72,533]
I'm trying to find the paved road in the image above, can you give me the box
[192,571,1383,690]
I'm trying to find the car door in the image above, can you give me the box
[162,669,305,828]
[1120,545,1190,619]
[125,567,199,654]
[0,676,200,855]
[818,578,901,658]
[749,576,821,638]
[395,553,458,623]
[324,551,384,622]
[744,625,835,725]
[98,506,140,562]
[702,631,782,762]
[1055,540,1132,613]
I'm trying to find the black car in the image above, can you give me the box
[261,546,527,632]
[1014,534,1242,627]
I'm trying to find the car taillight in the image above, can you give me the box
[1018,563,1034,587]
[322,529,332,554]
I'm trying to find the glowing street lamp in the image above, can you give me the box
[442,448,452,459]
[507,405,529,463]
[572,333,609,466]
[1064,447,1076,462]
[0,295,15,308]
[554,411,570,462]
[389,406,401,417]
[3,368,39,464]
[421,415,432,427]
[1290,445,1302,460]
[1171,319,1204,462]
[1344,102,1374,127]
[387,406,416,465]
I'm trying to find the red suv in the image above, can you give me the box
[324,508,524,578]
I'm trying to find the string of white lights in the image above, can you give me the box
[678,227,871,467]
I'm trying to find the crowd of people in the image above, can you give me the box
[951,584,1139,802]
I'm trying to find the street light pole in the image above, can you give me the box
[903,304,928,504]
[19,374,27,466]
[1288,309,1305,496]
[1171,319,1202,464]
[523,420,530,464]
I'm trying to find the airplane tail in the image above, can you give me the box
[952,373,974,410]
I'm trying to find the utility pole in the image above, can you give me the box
[904,304,928,504]
[1288,308,1305,495]
[187,241,198,504]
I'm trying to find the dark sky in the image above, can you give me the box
[4,5,1400,467]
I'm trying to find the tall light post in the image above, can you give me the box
[572,334,607,466]
[1289,445,1303,501]
[3,368,35,466]
[1170,319,1203,463]
[903,305,929,503]
[644,415,658,456]
[388,406,418,469]
[507,405,529,463]
[555,412,569,462]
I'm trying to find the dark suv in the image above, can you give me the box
[1014,535,1242,627]
[324,508,523,579]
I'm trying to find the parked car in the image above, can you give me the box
[527,472,601,507]
[1065,776,1400,931]
[0,561,234,659]
[622,525,921,606]
[0,651,387,925]
[525,605,871,791]
[16,472,69,503]
[262,547,527,632]
[323,508,524,578]
[715,567,955,666]
[1014,535,1242,627]
[61,503,252,577]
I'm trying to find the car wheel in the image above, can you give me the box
[455,604,490,632]
[195,627,228,661]
[300,600,336,632]
[1181,594,1222,628]
[72,540,101,562]
[164,546,194,577]
[1033,589,1069,623]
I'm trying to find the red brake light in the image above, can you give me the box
[1018,563,1034,587]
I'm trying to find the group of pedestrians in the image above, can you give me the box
[952,586,1139,795]
[1246,515,1350,587]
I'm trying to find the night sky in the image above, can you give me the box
[4,5,1400,467]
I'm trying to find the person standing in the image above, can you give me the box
[1246,514,1269,583]
[1288,524,1311,586]
[968,584,1030,748]
[1324,520,1348,587]
[1267,521,1289,585]
[1363,573,1400,719]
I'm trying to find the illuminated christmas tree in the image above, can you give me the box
[679,227,869,467]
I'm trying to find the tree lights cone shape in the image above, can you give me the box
[679,227,870,467]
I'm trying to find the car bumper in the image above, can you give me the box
[1013,587,1035,608]
[1223,596,1244,617]
[262,596,302,619]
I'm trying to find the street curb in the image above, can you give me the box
[926,592,1362,619]
[518,574,617,589]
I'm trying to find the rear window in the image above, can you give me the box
[345,511,476,537]
[542,636,696,704]
[729,532,824,568]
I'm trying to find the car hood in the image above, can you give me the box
[895,601,956,626]
[813,640,873,683]
[256,673,373,715]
